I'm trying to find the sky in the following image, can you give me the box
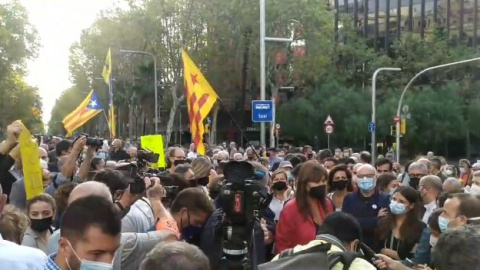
[10,0,118,126]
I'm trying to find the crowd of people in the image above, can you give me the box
[1,120,480,270]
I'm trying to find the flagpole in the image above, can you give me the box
[103,110,111,137]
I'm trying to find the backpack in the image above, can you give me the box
[258,241,364,270]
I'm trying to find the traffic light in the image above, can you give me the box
[390,125,397,136]
[400,119,407,135]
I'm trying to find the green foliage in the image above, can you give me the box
[0,1,43,131]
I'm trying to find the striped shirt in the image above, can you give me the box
[45,253,61,270]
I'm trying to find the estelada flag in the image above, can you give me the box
[62,90,103,136]
[182,50,218,156]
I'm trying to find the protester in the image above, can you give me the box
[109,139,129,161]
[140,241,210,270]
[376,173,399,195]
[430,158,447,182]
[323,157,339,171]
[275,160,334,253]
[418,176,442,223]
[407,162,428,190]
[459,159,473,186]
[438,193,480,233]
[374,186,425,260]
[163,147,186,175]
[0,183,48,269]
[269,169,293,221]
[0,205,29,244]
[327,165,353,211]
[376,158,393,175]
[22,194,55,253]
[342,164,390,248]
[442,177,464,194]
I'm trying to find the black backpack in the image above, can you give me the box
[258,242,364,270]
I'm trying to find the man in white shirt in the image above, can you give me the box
[0,185,47,269]
[418,175,442,223]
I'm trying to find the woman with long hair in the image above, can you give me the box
[375,186,425,260]
[327,165,353,211]
[275,160,334,253]
[269,169,293,222]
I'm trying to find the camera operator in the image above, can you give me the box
[200,161,276,269]
[44,135,94,195]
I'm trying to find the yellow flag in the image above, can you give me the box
[18,121,43,200]
[102,48,112,86]
[182,50,218,155]
[141,135,166,168]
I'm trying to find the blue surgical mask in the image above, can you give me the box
[358,177,375,192]
[66,239,114,270]
[389,201,407,215]
[438,216,451,233]
[287,172,294,182]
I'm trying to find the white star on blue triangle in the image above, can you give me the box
[86,90,103,110]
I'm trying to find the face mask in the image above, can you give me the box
[66,240,114,270]
[389,201,407,215]
[445,169,453,176]
[196,177,209,186]
[272,181,288,191]
[358,177,375,193]
[389,188,397,196]
[309,185,326,200]
[429,235,438,247]
[460,168,466,174]
[409,177,420,190]
[470,184,480,195]
[30,216,53,232]
[332,180,348,191]
[173,160,186,166]
[343,152,350,157]
[438,216,451,233]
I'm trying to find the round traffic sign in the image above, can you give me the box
[393,116,400,123]
[325,124,334,135]
[275,123,281,129]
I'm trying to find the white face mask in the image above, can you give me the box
[445,169,453,176]
[429,235,438,247]
[470,184,480,195]
[460,168,466,174]
[66,240,114,270]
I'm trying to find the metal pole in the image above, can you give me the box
[270,95,276,148]
[260,0,266,146]
[395,57,480,162]
[371,67,401,164]
[328,134,330,150]
[119,49,158,134]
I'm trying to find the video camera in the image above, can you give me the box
[136,149,160,168]
[219,161,272,270]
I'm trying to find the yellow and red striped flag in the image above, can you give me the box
[182,50,218,156]
[62,90,103,136]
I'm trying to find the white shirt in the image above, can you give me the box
[122,198,155,233]
[422,200,437,224]
[0,233,47,270]
[269,196,288,221]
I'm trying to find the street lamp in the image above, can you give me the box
[260,0,295,147]
[395,57,480,162]
[371,67,401,163]
[119,49,158,134]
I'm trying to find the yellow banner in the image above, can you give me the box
[18,121,43,200]
[140,135,166,168]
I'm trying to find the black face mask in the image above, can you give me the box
[188,180,198,187]
[272,181,288,191]
[31,216,53,232]
[332,180,349,191]
[173,160,186,166]
[197,176,209,186]
[410,177,420,189]
[309,185,326,200]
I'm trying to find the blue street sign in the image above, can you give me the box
[252,100,274,122]
[368,122,376,133]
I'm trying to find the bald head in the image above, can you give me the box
[443,177,464,194]
[417,158,432,172]
[419,175,443,193]
[39,147,47,158]
[68,181,112,205]
[357,164,376,176]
